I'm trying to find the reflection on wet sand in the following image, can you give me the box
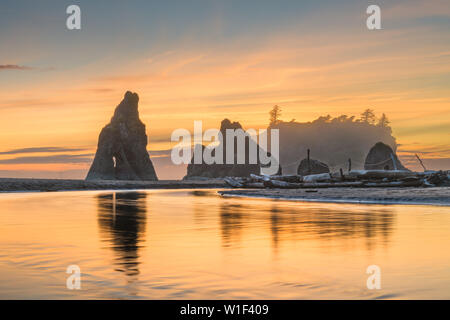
[97,192,147,293]
[218,201,395,251]
[219,203,246,247]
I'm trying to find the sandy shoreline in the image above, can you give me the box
[219,187,450,206]
[0,178,226,192]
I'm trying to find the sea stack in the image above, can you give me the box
[297,158,330,176]
[364,142,408,171]
[184,119,261,179]
[86,91,158,181]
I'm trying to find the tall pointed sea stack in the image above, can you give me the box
[86,91,158,181]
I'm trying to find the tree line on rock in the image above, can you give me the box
[268,106,397,175]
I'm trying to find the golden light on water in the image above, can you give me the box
[1,190,449,299]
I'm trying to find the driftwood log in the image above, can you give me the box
[224,170,449,189]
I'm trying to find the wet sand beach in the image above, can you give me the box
[219,187,450,206]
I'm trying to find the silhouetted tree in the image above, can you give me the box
[360,108,376,124]
[377,113,390,127]
[269,105,282,126]
[312,115,332,124]
[333,115,355,123]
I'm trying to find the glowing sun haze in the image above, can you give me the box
[0,0,449,179]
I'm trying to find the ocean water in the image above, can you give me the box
[0,189,449,299]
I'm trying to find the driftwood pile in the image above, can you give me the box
[224,170,450,189]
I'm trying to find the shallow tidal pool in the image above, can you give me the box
[0,189,449,299]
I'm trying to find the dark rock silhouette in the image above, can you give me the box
[86,91,158,181]
[297,158,330,175]
[364,142,408,171]
[184,119,261,179]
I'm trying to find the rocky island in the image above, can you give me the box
[86,91,158,181]
[184,119,263,179]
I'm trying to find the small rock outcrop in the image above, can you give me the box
[297,158,330,175]
[184,119,262,179]
[86,91,158,181]
[364,142,408,171]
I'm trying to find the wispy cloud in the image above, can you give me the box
[148,149,172,156]
[0,154,93,164]
[0,147,88,155]
[0,64,56,72]
[0,64,33,71]
[399,156,450,172]
[148,149,172,159]
[396,122,450,136]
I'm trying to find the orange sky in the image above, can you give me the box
[0,0,449,178]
